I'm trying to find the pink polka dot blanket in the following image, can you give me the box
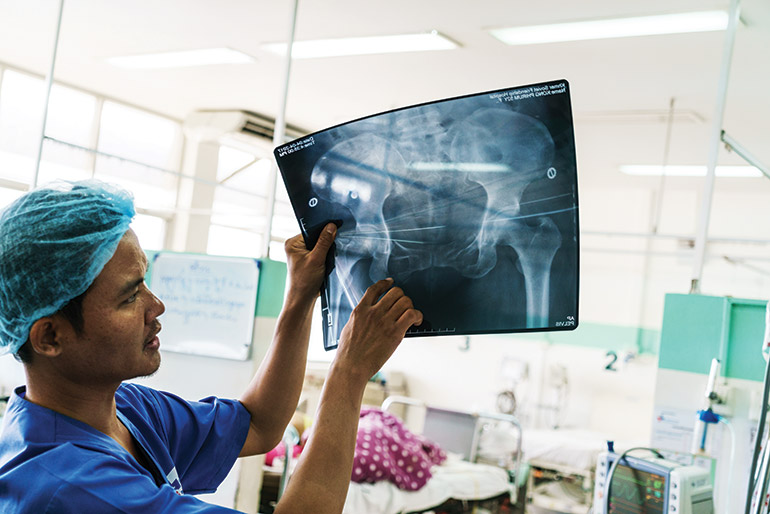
[351,407,447,490]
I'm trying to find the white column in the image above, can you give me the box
[168,140,220,253]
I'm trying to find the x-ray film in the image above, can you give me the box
[275,80,579,350]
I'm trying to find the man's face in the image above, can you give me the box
[56,229,165,385]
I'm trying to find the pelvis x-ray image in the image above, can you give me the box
[276,80,579,350]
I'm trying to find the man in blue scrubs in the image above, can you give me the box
[0,180,423,513]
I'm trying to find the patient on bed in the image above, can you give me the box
[265,408,447,492]
[351,408,447,490]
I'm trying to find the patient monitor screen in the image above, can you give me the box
[609,464,666,513]
[275,80,579,350]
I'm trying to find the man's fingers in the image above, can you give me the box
[284,233,304,252]
[360,278,394,306]
[376,285,407,312]
[397,308,423,331]
[390,295,420,326]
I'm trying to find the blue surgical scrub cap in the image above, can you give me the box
[0,180,135,355]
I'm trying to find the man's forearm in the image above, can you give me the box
[273,366,367,514]
[238,291,316,454]
[267,278,422,513]
[238,226,337,456]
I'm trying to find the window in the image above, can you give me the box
[208,145,274,257]
[133,213,167,252]
[36,84,98,185]
[98,101,180,170]
[0,69,45,184]
[0,63,299,265]
[0,185,24,208]
[207,225,262,258]
[95,101,181,211]
[0,66,180,248]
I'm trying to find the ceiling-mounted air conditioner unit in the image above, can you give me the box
[183,110,307,153]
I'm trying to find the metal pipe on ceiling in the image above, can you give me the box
[690,0,742,294]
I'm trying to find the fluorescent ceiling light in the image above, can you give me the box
[261,31,458,59]
[620,165,762,178]
[489,10,728,45]
[106,47,255,69]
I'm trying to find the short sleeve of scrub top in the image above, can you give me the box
[0,382,251,513]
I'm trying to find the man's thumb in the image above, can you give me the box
[314,223,337,253]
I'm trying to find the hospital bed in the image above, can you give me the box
[343,396,524,514]
[521,429,641,514]
[260,396,525,514]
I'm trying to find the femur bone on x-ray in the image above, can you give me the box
[276,80,579,350]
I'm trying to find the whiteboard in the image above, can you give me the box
[149,253,260,361]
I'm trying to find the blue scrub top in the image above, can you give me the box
[0,383,251,513]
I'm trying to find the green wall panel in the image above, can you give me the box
[658,293,767,381]
[658,294,725,376]
[727,301,767,381]
[254,259,287,318]
[509,321,661,355]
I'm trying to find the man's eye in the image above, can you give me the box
[126,293,138,304]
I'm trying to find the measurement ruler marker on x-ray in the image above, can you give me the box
[408,327,458,335]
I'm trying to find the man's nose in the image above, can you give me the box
[147,289,165,321]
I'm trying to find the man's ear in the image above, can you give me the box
[28,317,67,358]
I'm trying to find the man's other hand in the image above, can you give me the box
[333,278,423,383]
